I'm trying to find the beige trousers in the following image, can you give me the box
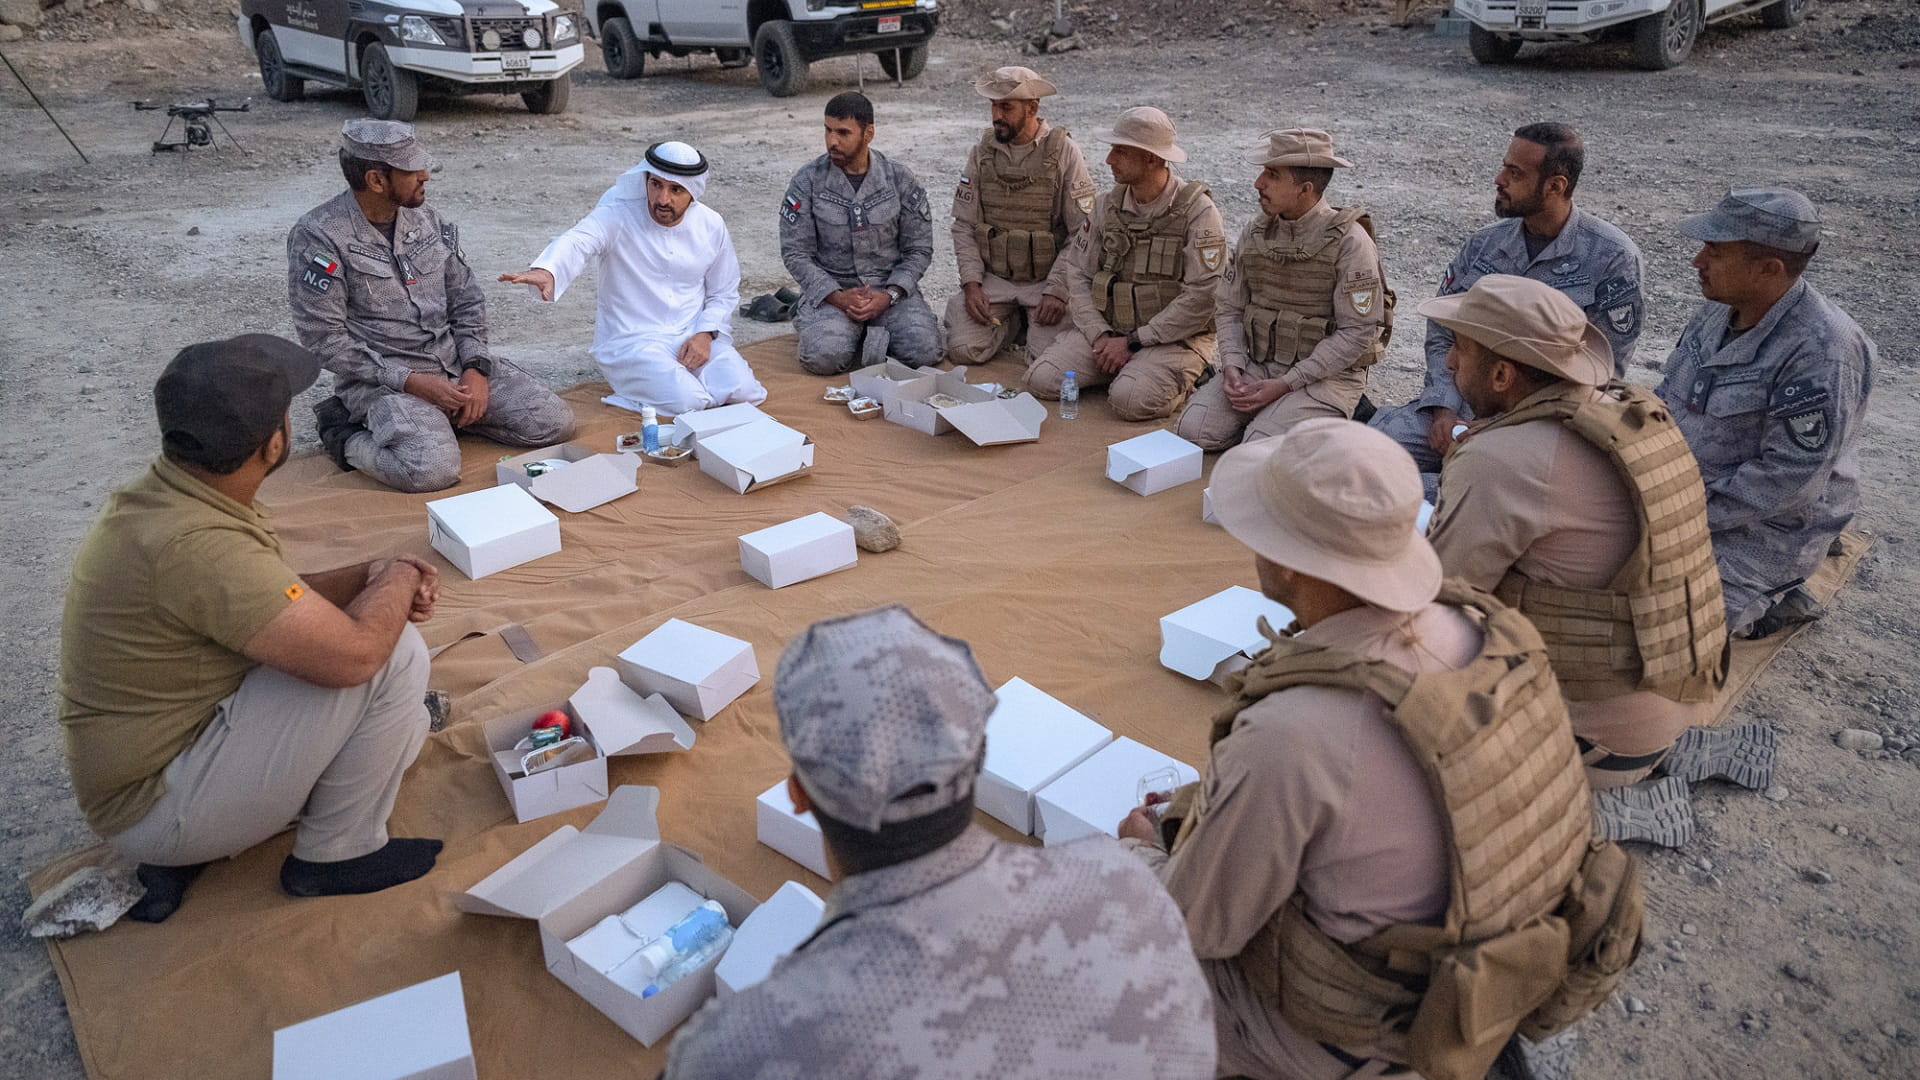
[1026,328,1215,422]
[109,625,431,866]
[1177,365,1369,452]
[941,274,1071,367]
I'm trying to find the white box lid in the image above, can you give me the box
[456,786,662,921]
[618,619,754,688]
[570,667,697,755]
[272,971,473,1080]
[1105,429,1202,482]
[426,483,558,539]
[714,881,825,995]
[984,677,1114,792]
[1159,585,1295,680]
[739,512,852,553]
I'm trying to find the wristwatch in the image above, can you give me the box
[460,357,493,378]
[1125,333,1144,353]
[885,284,907,303]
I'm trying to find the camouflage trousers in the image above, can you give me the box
[793,294,941,375]
[1176,365,1368,452]
[336,360,577,493]
[1026,329,1214,423]
[940,274,1072,367]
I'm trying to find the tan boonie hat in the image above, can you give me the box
[775,606,995,833]
[1418,274,1612,387]
[341,118,433,172]
[1211,419,1442,613]
[1244,128,1354,169]
[973,65,1056,101]
[1097,106,1186,164]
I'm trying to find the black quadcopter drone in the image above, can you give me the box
[131,98,251,154]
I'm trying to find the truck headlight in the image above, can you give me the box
[552,14,577,41]
[523,26,543,48]
[806,0,828,10]
[398,14,446,45]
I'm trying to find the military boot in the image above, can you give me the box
[311,395,362,472]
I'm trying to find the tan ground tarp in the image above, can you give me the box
[32,337,1869,1079]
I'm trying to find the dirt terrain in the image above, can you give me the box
[2,3,1917,1076]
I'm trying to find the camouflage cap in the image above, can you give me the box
[1679,186,1821,255]
[973,65,1057,101]
[775,606,995,833]
[1244,128,1354,169]
[340,118,433,172]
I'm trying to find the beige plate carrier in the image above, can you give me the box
[971,126,1073,285]
[1172,584,1643,1080]
[1479,382,1731,703]
[1090,179,1212,335]
[1238,206,1394,374]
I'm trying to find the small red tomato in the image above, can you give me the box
[533,709,572,739]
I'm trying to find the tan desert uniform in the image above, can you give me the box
[945,120,1096,365]
[1178,130,1388,450]
[1130,601,1473,1079]
[1027,178,1225,419]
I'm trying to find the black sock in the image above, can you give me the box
[280,837,444,898]
[128,862,208,924]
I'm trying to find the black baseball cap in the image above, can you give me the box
[154,334,321,464]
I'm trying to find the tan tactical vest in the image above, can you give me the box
[1478,382,1730,704]
[1239,205,1394,372]
[971,126,1072,285]
[1090,180,1213,334]
[1174,584,1641,1080]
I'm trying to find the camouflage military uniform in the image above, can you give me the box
[1657,278,1874,632]
[666,827,1216,1079]
[779,150,940,375]
[1369,208,1644,489]
[287,190,575,492]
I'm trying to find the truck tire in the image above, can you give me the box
[523,72,571,115]
[754,20,809,97]
[361,42,419,121]
[601,16,646,79]
[1467,24,1523,63]
[1630,0,1699,70]
[875,43,927,80]
[256,28,305,101]
[1760,0,1810,28]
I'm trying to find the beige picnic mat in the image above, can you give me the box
[30,335,1868,1078]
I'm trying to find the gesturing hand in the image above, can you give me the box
[498,268,556,302]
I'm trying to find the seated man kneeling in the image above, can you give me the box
[59,336,444,922]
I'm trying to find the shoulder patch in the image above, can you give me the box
[1198,239,1225,273]
[1783,408,1831,452]
[1349,288,1377,316]
[284,583,305,602]
[1768,377,1831,418]
[1605,301,1639,337]
[906,186,932,221]
[781,188,803,225]
[1595,274,1638,307]
[308,251,339,275]
[440,222,459,249]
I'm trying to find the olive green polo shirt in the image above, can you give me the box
[58,458,306,836]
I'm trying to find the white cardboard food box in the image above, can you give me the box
[754,777,830,880]
[979,678,1114,835]
[696,419,816,494]
[670,402,769,448]
[739,513,858,589]
[884,371,1048,446]
[495,442,641,513]
[486,667,697,823]
[426,483,562,580]
[1107,429,1204,496]
[1202,486,1219,525]
[1033,737,1201,847]
[272,971,476,1080]
[1159,585,1296,684]
[849,359,938,405]
[617,619,760,721]
[715,881,826,998]
[457,787,764,1047]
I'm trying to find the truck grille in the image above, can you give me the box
[471,16,543,50]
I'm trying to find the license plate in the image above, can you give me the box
[502,52,530,72]
[1516,0,1546,16]
[877,15,901,32]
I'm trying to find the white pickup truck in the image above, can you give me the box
[1453,0,1811,70]
[587,0,940,97]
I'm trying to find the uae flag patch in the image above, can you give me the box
[310,252,339,275]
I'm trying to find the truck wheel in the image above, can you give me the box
[1760,0,1810,28]
[1467,24,1523,63]
[875,44,927,80]
[601,16,646,79]
[754,20,809,98]
[256,28,305,101]
[1630,0,1699,70]
[361,42,419,121]
[523,72,571,115]
[716,47,751,68]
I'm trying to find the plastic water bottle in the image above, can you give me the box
[637,900,733,998]
[1060,371,1079,420]
[641,406,661,454]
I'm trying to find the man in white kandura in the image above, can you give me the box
[501,141,768,416]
